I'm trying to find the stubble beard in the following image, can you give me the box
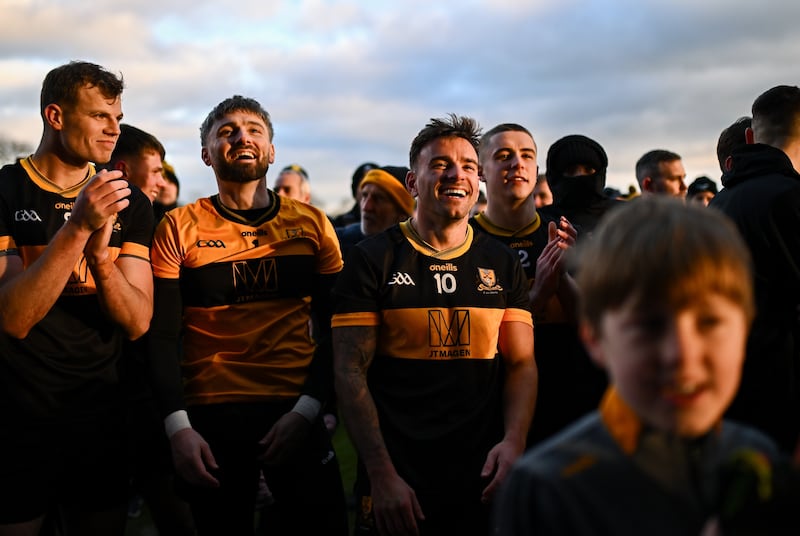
[216,157,270,184]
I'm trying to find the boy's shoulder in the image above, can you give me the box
[515,411,620,479]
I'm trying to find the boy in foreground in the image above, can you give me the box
[494,196,783,535]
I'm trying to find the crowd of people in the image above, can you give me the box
[1,59,799,536]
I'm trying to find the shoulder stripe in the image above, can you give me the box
[332,311,380,328]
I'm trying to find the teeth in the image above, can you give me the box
[442,188,466,198]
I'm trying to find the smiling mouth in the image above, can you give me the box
[231,150,256,161]
[440,188,467,198]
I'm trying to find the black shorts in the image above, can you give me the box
[0,412,128,524]
[178,401,348,535]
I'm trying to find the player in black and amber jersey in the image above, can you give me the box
[472,123,607,449]
[0,61,154,535]
[148,95,347,535]
[333,115,537,536]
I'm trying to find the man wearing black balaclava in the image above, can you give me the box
[541,134,624,241]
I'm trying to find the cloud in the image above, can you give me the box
[1,0,798,209]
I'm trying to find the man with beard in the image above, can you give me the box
[148,95,348,535]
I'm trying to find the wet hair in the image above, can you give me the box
[635,149,682,188]
[40,61,124,118]
[574,196,754,332]
[409,114,481,170]
[199,95,273,146]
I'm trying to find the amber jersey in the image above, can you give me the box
[149,192,343,409]
[0,157,153,422]
[332,221,531,498]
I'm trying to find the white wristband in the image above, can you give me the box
[291,395,321,423]
[164,409,192,438]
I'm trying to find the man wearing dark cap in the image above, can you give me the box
[330,161,379,227]
[686,175,718,206]
[541,134,625,240]
[335,165,414,260]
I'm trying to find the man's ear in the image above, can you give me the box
[43,103,63,131]
[579,321,606,369]
[201,147,212,167]
[724,155,734,172]
[641,176,654,193]
[745,126,755,145]
[113,161,128,177]
[406,170,418,197]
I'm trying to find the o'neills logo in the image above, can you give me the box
[429,263,458,272]
[54,202,74,210]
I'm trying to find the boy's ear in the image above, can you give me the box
[579,321,607,369]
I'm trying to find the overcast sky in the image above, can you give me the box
[1,0,798,214]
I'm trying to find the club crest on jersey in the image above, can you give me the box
[477,267,502,292]
[286,228,303,239]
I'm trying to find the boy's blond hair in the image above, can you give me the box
[575,196,754,331]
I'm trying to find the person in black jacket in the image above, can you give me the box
[710,85,800,455]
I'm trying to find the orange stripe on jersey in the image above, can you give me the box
[378,307,506,360]
[331,311,381,328]
[504,307,533,325]
[120,241,150,262]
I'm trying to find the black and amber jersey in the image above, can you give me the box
[0,157,153,421]
[150,191,343,408]
[470,211,569,325]
[332,221,531,497]
[471,211,608,446]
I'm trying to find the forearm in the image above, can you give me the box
[555,273,579,322]
[92,257,153,340]
[0,220,92,338]
[148,278,186,419]
[502,357,538,448]
[499,322,538,448]
[333,326,397,481]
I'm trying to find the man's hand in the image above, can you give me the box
[257,411,311,466]
[480,437,525,504]
[370,470,425,536]
[170,428,220,488]
[69,169,130,233]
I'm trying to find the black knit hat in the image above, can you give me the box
[545,134,608,181]
[687,176,718,197]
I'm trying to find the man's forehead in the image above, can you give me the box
[488,131,536,153]
[423,136,478,160]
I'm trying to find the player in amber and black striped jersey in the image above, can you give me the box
[148,96,347,535]
[473,123,607,451]
[0,61,154,534]
[333,115,537,536]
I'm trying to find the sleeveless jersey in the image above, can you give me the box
[332,221,531,498]
[150,191,342,406]
[0,157,153,421]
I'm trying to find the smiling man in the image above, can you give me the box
[148,95,347,535]
[333,114,537,536]
[103,124,167,206]
[0,61,154,535]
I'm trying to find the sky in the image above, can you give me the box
[1,0,798,214]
